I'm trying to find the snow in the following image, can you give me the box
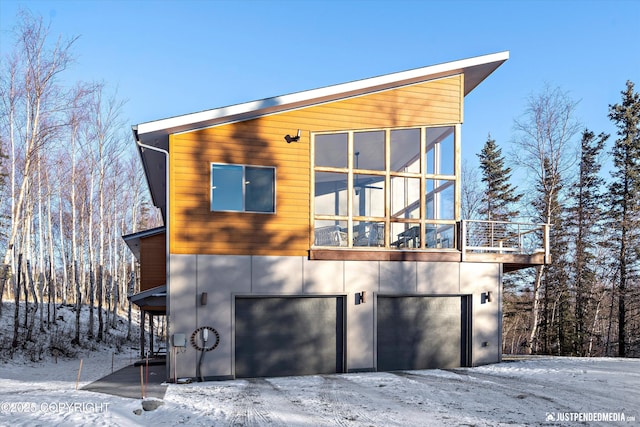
[1,304,638,425]
[1,355,639,426]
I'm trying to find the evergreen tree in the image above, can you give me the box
[477,135,522,222]
[608,80,640,357]
[534,158,570,354]
[567,129,608,356]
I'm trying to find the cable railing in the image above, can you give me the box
[461,220,549,260]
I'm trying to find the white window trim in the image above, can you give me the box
[210,162,276,214]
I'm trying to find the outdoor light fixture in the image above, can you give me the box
[284,129,301,143]
[485,291,492,303]
[356,291,367,304]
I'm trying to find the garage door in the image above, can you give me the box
[235,297,344,378]
[377,296,469,371]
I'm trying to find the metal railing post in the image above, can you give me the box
[461,220,467,262]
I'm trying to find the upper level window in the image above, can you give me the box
[211,164,275,213]
[313,125,458,249]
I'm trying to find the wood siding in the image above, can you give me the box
[170,75,463,255]
[140,233,166,291]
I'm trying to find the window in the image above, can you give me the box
[313,126,458,249]
[211,164,275,213]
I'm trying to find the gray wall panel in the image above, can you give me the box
[167,253,501,379]
[252,256,303,294]
[460,262,501,365]
[417,262,460,294]
[303,258,344,293]
[196,255,251,378]
[168,254,198,379]
[380,261,417,294]
[344,261,379,371]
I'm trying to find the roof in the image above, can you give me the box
[122,226,166,261]
[133,51,509,218]
[128,284,166,315]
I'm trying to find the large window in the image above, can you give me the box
[313,126,458,249]
[211,164,275,213]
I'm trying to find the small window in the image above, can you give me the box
[211,164,275,213]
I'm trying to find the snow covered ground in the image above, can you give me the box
[1,354,638,426]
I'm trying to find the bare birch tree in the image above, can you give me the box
[0,10,77,331]
[511,85,581,354]
[84,84,126,341]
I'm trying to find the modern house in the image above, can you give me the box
[128,51,549,381]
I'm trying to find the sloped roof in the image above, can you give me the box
[128,284,166,315]
[133,51,509,218]
[122,226,166,261]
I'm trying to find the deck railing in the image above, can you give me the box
[460,220,549,260]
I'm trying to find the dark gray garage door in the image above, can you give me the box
[377,296,469,371]
[235,297,344,378]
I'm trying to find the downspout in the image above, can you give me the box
[132,127,171,380]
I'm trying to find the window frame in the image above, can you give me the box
[312,125,459,249]
[210,162,276,214]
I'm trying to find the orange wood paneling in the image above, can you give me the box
[169,75,463,255]
[140,233,166,291]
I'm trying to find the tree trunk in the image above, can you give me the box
[12,253,22,349]
[527,265,544,354]
[88,266,95,340]
[25,260,38,343]
[127,271,134,340]
[0,263,9,316]
[97,264,103,342]
[589,296,602,357]
[618,197,628,357]
[606,283,616,356]
[72,260,81,345]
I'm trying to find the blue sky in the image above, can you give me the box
[1,0,639,166]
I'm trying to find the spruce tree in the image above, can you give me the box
[567,129,608,355]
[608,80,640,357]
[534,158,570,354]
[477,135,522,222]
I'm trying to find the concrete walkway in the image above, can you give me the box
[82,363,168,399]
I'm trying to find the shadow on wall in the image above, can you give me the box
[172,117,309,255]
[167,81,464,377]
[169,120,310,378]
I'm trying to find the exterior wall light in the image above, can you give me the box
[284,129,301,143]
[484,291,492,303]
[355,291,367,305]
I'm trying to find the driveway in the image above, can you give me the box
[137,356,640,426]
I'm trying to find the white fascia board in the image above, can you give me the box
[135,51,509,136]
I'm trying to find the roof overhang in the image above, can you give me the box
[133,51,509,215]
[122,226,166,261]
[128,284,166,315]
